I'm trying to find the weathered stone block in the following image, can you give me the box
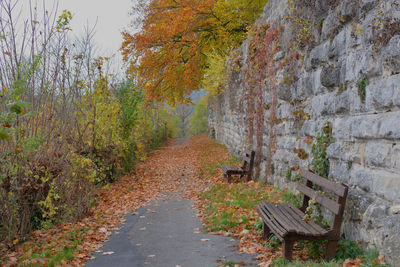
[378,113,400,140]
[277,84,293,101]
[365,142,391,167]
[384,35,400,74]
[339,0,359,23]
[330,160,351,182]
[391,146,400,171]
[332,117,352,140]
[329,29,346,59]
[276,136,297,150]
[307,42,330,69]
[371,170,400,202]
[334,90,350,114]
[321,65,341,88]
[299,120,317,137]
[321,12,341,41]
[310,93,336,116]
[367,79,395,111]
[311,69,324,95]
[361,0,378,13]
[351,115,380,139]
[362,200,389,229]
[382,215,400,265]
[350,165,374,192]
[314,0,330,18]
[345,188,374,222]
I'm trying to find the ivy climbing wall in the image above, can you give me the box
[208,0,400,264]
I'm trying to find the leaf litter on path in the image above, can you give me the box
[0,135,225,266]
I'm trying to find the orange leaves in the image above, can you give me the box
[121,0,213,104]
[122,0,268,104]
[343,258,362,267]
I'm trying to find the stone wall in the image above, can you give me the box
[208,0,400,264]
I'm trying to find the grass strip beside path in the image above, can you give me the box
[193,137,388,267]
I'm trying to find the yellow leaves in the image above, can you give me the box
[202,51,227,96]
[123,0,269,104]
[56,10,72,31]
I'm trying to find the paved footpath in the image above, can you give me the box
[85,140,258,267]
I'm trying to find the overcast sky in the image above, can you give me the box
[58,0,134,55]
[1,0,137,71]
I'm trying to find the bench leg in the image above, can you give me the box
[325,240,338,261]
[262,222,270,239]
[227,174,232,183]
[282,240,294,263]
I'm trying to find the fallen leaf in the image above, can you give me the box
[200,238,210,242]
[102,251,115,255]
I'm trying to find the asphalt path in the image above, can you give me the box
[85,138,258,267]
[85,197,258,267]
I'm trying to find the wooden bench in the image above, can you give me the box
[221,150,255,183]
[257,168,348,262]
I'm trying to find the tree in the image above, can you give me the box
[121,0,269,104]
[190,96,208,136]
[175,103,194,137]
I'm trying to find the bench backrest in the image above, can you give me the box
[241,150,255,178]
[298,168,348,236]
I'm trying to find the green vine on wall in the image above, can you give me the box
[311,121,336,178]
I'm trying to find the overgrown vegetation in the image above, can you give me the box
[357,78,369,103]
[0,1,176,244]
[311,121,336,178]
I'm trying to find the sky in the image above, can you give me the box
[58,0,134,55]
[0,0,137,75]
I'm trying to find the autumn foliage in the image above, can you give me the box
[121,0,269,104]
[0,0,176,247]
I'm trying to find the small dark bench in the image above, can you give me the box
[257,168,348,262]
[221,150,255,183]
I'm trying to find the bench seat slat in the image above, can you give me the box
[286,203,329,235]
[262,202,306,235]
[258,202,328,238]
[300,168,346,197]
[297,183,341,215]
[257,205,287,238]
[280,204,320,235]
[281,204,327,236]
[221,165,244,174]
